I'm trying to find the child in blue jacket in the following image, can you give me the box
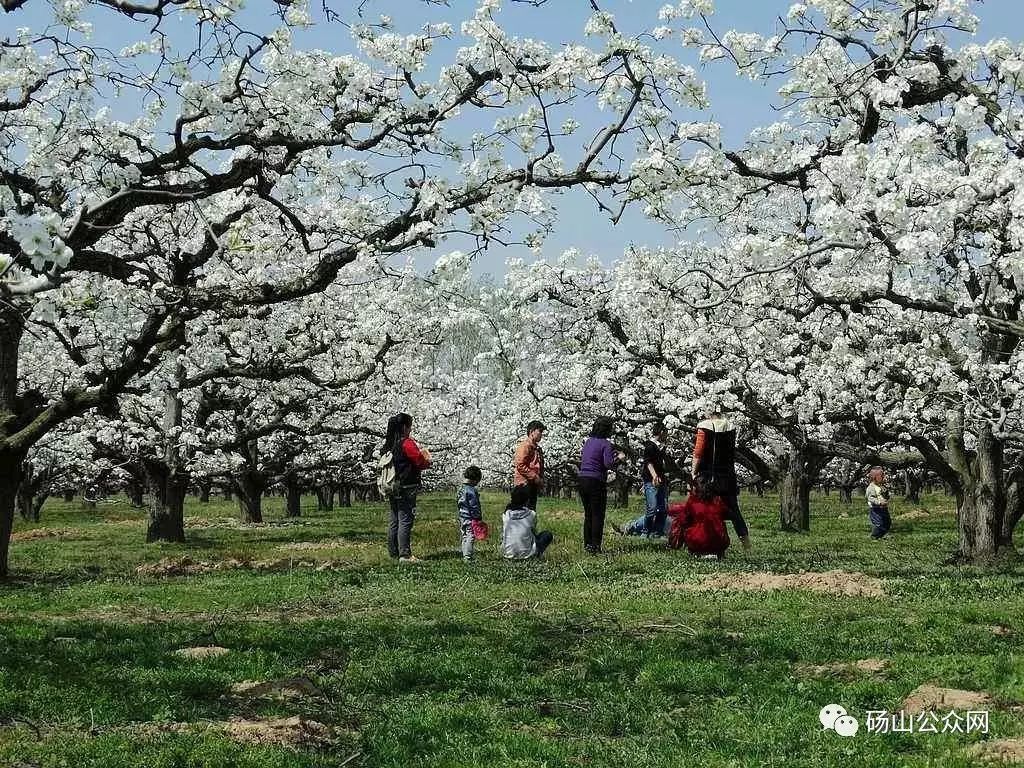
[458,466,484,561]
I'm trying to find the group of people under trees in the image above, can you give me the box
[380,409,894,564]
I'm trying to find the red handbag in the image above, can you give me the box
[470,519,489,541]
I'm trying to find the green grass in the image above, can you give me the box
[1,491,1022,767]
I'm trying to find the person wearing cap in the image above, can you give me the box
[513,420,546,512]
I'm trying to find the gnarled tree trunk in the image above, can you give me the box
[903,471,922,504]
[0,451,24,578]
[956,425,1005,563]
[1000,467,1023,550]
[285,474,302,518]
[145,373,187,543]
[126,479,145,508]
[337,483,351,508]
[235,439,264,524]
[779,445,811,532]
[143,458,186,543]
[0,301,27,577]
[316,485,335,511]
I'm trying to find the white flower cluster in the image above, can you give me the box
[4,212,73,271]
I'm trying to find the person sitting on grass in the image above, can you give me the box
[866,466,892,540]
[668,474,730,559]
[613,501,681,538]
[501,484,553,560]
[458,465,484,562]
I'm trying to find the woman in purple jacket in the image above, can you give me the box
[578,416,625,554]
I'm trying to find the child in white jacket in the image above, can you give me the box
[866,467,892,539]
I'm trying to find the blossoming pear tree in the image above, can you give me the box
[0,0,705,575]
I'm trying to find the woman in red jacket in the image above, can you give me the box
[669,474,730,558]
[383,412,432,563]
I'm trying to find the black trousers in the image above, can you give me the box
[720,493,749,539]
[535,531,553,557]
[514,483,540,512]
[578,477,608,553]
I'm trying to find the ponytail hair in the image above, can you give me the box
[382,412,412,455]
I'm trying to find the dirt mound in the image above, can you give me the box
[800,658,889,677]
[174,646,230,660]
[277,539,369,552]
[895,510,930,521]
[902,685,993,714]
[675,570,885,598]
[229,677,323,699]
[989,625,1014,637]
[136,556,347,578]
[968,739,1024,764]
[142,715,334,749]
[10,527,78,542]
[183,516,245,530]
[183,516,316,530]
[222,716,333,748]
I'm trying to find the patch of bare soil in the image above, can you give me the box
[967,739,1024,764]
[184,516,317,530]
[276,539,370,552]
[799,658,889,677]
[174,646,230,660]
[142,716,336,749]
[670,570,885,598]
[135,556,348,577]
[10,527,79,542]
[902,684,994,714]
[229,677,323,700]
[989,625,1015,637]
[895,509,930,521]
[222,716,334,748]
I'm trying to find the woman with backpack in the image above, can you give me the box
[692,406,751,551]
[381,413,432,564]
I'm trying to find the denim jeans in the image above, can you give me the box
[460,521,475,561]
[388,487,417,558]
[869,505,891,538]
[643,482,668,536]
[624,513,669,536]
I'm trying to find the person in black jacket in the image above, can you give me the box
[640,422,670,537]
[383,413,432,563]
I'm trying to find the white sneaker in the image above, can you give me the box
[398,555,421,564]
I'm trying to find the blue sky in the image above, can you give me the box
[5,0,1019,278]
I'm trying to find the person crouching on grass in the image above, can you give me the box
[501,485,553,559]
[668,474,730,559]
[866,466,892,539]
[458,466,484,562]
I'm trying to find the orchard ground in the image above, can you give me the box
[1,491,1022,768]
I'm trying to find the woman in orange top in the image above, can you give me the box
[691,408,750,551]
